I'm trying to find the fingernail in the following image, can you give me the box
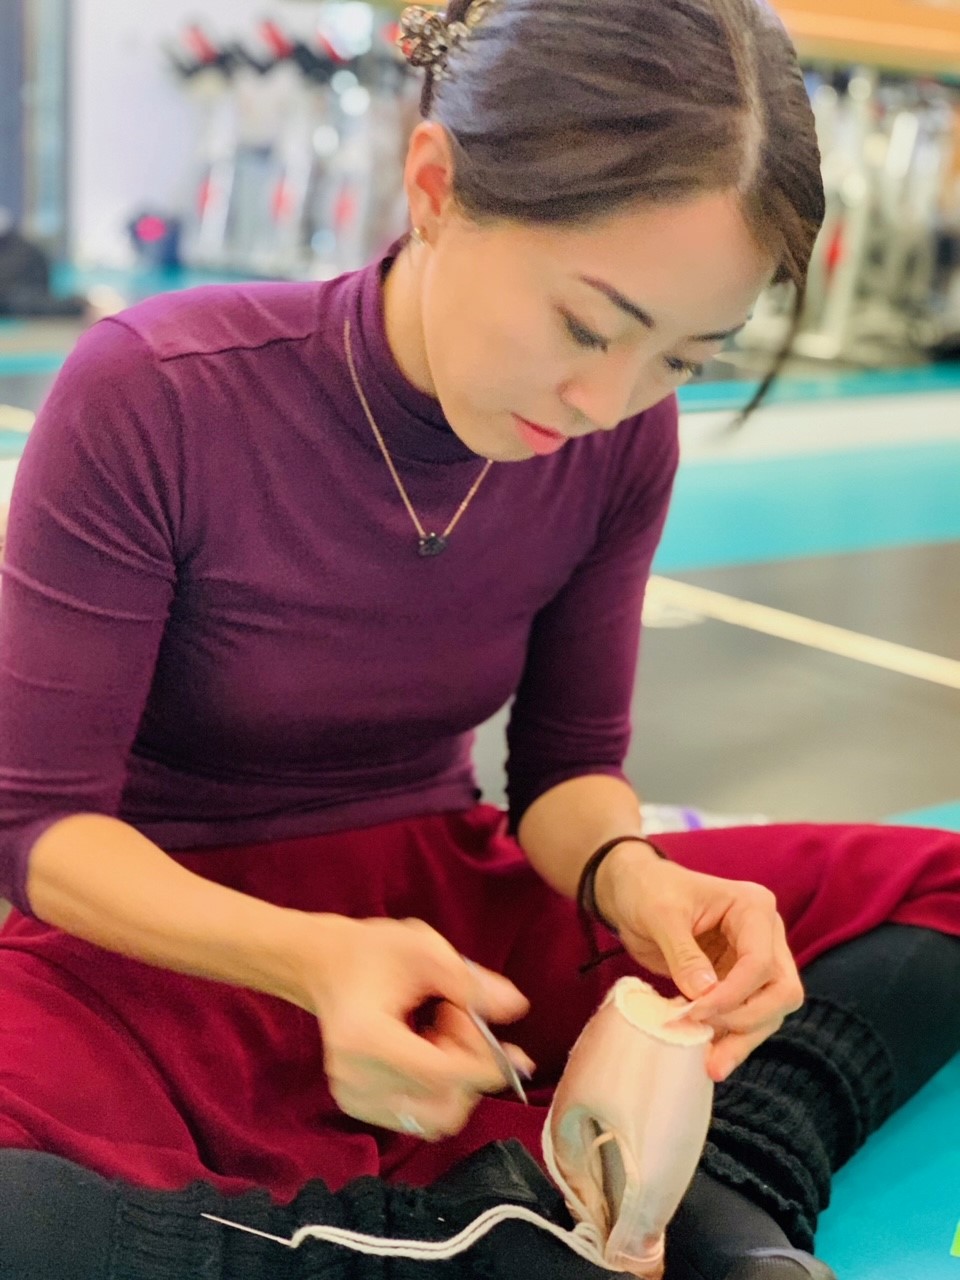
[505,1049,535,1080]
[692,970,717,994]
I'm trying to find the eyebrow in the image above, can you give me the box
[579,275,748,344]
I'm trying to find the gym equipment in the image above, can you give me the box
[167,9,416,279]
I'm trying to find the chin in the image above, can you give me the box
[483,438,533,462]
[451,416,529,463]
[474,441,532,464]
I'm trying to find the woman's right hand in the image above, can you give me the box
[289,914,534,1140]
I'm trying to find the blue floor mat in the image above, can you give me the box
[678,363,960,413]
[817,1055,960,1279]
[655,441,960,571]
[887,801,960,833]
[817,802,960,1278]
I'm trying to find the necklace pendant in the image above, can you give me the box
[418,533,448,557]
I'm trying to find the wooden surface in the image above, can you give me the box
[771,0,960,73]
[395,0,960,74]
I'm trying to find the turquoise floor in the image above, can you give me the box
[655,441,960,572]
[818,807,960,1279]
[818,1056,960,1279]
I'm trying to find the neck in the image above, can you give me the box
[382,242,437,398]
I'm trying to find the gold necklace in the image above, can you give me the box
[343,318,494,557]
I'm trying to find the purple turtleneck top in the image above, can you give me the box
[0,247,679,917]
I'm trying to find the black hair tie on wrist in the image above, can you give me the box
[576,835,668,975]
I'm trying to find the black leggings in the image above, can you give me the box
[1,924,958,1280]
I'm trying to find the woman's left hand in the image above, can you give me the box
[594,842,804,1082]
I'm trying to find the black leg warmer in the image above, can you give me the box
[666,922,960,1278]
[0,1140,609,1280]
[699,993,896,1250]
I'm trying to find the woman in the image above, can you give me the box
[0,1,957,1277]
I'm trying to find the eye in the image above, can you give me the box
[560,310,610,354]
[664,356,704,380]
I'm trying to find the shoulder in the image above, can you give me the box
[50,268,359,430]
[42,274,338,405]
[113,279,327,365]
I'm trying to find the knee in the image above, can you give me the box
[0,1148,117,1279]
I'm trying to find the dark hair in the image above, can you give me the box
[416,0,825,414]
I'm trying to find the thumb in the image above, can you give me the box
[651,925,718,1001]
[462,957,530,1025]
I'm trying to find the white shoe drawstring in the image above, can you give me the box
[202,1201,611,1266]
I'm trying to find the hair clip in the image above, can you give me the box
[398,2,497,79]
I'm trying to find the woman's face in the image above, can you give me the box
[399,166,774,462]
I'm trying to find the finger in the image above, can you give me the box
[398,924,530,1023]
[386,1108,432,1138]
[428,1002,537,1089]
[426,1002,532,1094]
[697,916,803,1031]
[698,993,790,1037]
[705,1016,785,1083]
[335,1087,435,1136]
[332,1004,517,1102]
[699,972,804,1037]
[460,955,531,1025]
[343,1083,482,1141]
[500,1041,537,1082]
[684,908,779,1019]
[325,1012,494,1097]
[639,913,719,1001]
[394,1086,481,1140]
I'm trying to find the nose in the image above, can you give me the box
[559,353,643,434]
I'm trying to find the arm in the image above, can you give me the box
[505,397,678,831]
[0,321,526,1135]
[0,320,319,999]
[509,400,803,1078]
[517,772,653,901]
[27,814,331,1005]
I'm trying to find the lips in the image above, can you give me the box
[514,415,570,456]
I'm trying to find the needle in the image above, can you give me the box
[466,1007,529,1104]
[459,955,529,1104]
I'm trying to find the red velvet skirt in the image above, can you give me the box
[1,805,957,1201]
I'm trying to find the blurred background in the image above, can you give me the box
[6,0,960,361]
[1,0,959,815]
[1,0,960,830]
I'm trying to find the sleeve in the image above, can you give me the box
[0,319,181,916]
[505,395,680,830]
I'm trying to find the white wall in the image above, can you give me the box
[69,0,334,266]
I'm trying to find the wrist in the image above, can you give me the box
[258,909,358,1011]
[592,838,665,932]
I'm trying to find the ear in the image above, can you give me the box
[404,122,458,237]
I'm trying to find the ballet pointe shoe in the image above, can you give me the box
[543,977,714,1279]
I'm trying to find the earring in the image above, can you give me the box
[411,225,427,246]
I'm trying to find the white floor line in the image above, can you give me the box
[679,393,960,462]
[0,459,20,507]
[647,576,960,691]
[0,405,34,433]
